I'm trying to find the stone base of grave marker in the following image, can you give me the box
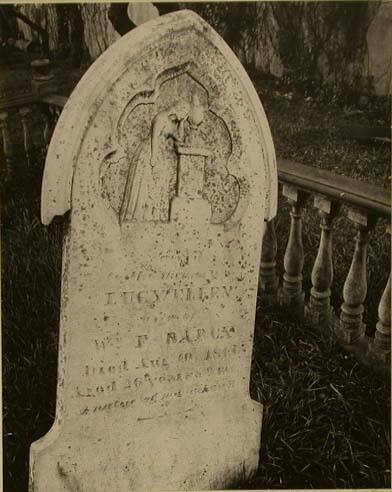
[31,401,262,490]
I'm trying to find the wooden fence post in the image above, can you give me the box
[306,195,340,329]
[279,185,308,319]
[368,225,391,367]
[19,106,32,165]
[335,208,376,346]
[0,111,13,178]
[259,218,278,305]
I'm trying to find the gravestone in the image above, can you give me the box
[30,10,278,491]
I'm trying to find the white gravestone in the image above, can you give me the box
[30,10,278,491]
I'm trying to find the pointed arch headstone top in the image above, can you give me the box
[32,9,278,492]
[41,9,277,226]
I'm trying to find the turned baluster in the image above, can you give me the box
[19,106,32,164]
[306,196,340,328]
[368,226,391,365]
[43,115,51,149]
[53,106,62,123]
[259,218,278,305]
[42,108,53,151]
[279,185,307,318]
[0,111,13,178]
[41,105,58,153]
[335,209,376,345]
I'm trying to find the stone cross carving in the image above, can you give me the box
[31,10,278,492]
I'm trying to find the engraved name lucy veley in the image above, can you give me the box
[119,92,211,224]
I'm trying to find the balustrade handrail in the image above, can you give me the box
[41,94,68,109]
[278,158,391,218]
[0,93,39,112]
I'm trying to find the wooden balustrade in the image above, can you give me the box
[0,105,41,177]
[0,93,68,176]
[259,158,390,373]
[0,62,76,176]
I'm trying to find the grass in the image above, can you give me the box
[248,308,390,489]
[2,75,390,491]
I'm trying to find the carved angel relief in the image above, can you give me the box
[100,65,245,227]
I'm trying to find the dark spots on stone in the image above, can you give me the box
[57,463,67,477]
[104,316,109,321]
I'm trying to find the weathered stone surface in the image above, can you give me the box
[31,10,277,491]
[127,2,159,26]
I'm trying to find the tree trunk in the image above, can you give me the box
[81,4,120,61]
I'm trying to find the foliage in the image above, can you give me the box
[10,2,385,96]
[189,1,381,97]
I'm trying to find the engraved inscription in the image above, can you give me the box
[104,285,233,306]
[74,330,244,419]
